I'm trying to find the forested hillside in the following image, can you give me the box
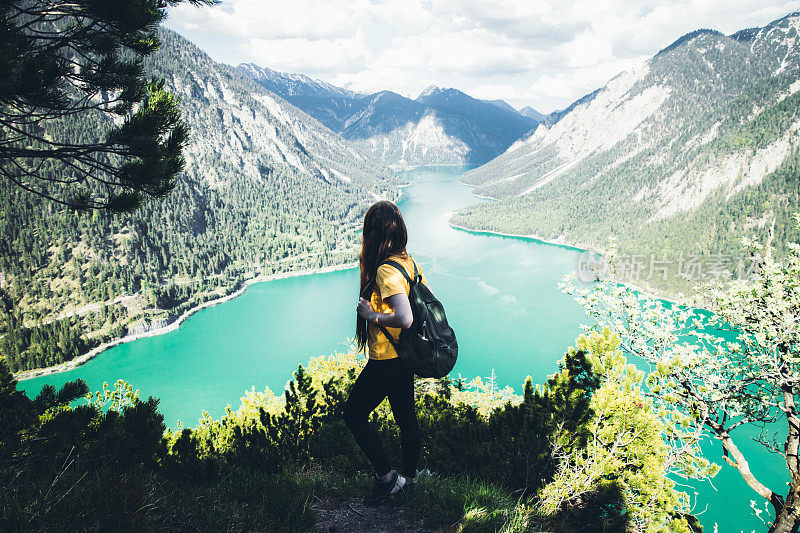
[453,13,800,295]
[0,28,397,374]
[239,64,540,167]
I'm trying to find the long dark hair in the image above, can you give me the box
[355,200,408,352]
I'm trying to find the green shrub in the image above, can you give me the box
[0,331,704,531]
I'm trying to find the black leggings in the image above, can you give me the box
[343,357,420,478]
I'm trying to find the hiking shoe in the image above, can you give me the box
[398,479,416,498]
[363,470,399,506]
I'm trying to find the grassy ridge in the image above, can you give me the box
[1,332,704,532]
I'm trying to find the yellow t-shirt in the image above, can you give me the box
[368,253,429,360]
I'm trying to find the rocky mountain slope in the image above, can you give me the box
[153,31,393,197]
[238,65,540,167]
[453,12,800,294]
[414,86,540,156]
[1,27,397,372]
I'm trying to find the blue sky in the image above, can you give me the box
[166,0,800,113]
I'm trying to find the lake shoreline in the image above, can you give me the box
[448,221,689,306]
[450,176,701,306]
[14,262,357,382]
[448,222,605,255]
[390,162,474,171]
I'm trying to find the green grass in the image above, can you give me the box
[402,473,534,532]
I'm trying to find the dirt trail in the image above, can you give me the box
[311,495,434,533]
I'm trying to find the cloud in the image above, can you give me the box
[383,29,539,76]
[166,0,800,112]
[241,35,368,74]
[170,0,358,40]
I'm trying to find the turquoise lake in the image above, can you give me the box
[20,165,782,531]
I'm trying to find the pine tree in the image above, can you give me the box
[261,364,323,463]
[0,0,216,211]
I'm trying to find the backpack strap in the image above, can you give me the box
[374,258,420,347]
[380,259,417,287]
[377,323,399,348]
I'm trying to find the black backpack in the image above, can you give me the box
[375,259,458,378]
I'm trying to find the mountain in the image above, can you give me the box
[154,38,392,195]
[338,86,541,166]
[1,27,397,373]
[415,86,540,149]
[519,106,546,122]
[236,63,364,132]
[338,90,473,166]
[239,67,541,167]
[484,99,519,113]
[237,63,359,99]
[452,12,800,294]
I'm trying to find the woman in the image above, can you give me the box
[344,200,428,506]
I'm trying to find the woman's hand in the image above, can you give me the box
[357,297,377,321]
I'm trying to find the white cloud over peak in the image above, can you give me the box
[167,0,800,112]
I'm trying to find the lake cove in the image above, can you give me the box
[20,165,780,532]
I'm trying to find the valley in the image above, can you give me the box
[4,7,800,531]
[18,165,784,533]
